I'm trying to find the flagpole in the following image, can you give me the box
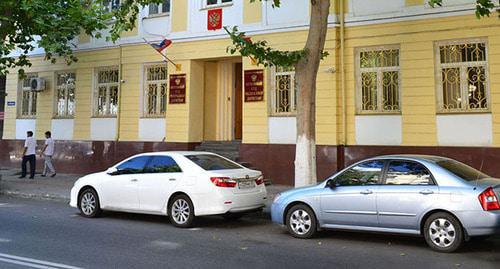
[142,38,177,67]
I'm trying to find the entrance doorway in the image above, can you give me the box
[202,59,243,141]
[234,62,242,140]
[0,75,5,139]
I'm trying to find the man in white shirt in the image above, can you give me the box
[20,131,36,179]
[40,131,56,177]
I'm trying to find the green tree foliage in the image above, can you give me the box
[429,0,499,18]
[0,0,162,76]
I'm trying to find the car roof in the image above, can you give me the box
[366,154,452,163]
[132,151,218,157]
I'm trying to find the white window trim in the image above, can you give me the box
[269,66,297,117]
[93,66,120,118]
[147,0,170,17]
[201,0,233,10]
[434,38,490,114]
[355,45,401,115]
[53,71,76,119]
[142,63,168,118]
[18,73,38,119]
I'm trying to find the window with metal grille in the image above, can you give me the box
[149,0,170,15]
[205,0,232,7]
[356,47,400,114]
[19,73,38,118]
[271,66,297,116]
[94,67,119,117]
[55,72,76,118]
[143,64,167,117]
[436,39,489,113]
[102,0,120,13]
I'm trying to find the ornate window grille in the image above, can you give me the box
[144,64,168,117]
[55,72,76,118]
[435,39,489,113]
[356,46,400,114]
[271,66,297,116]
[19,73,38,118]
[94,67,119,117]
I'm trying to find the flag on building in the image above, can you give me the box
[150,39,172,53]
[207,8,223,31]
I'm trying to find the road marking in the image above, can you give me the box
[150,240,182,250]
[0,238,11,243]
[188,227,201,231]
[0,253,84,269]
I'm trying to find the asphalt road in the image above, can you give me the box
[0,196,499,269]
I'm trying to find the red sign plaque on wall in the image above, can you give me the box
[207,8,222,31]
[244,69,264,102]
[169,74,186,104]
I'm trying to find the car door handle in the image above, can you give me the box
[130,179,138,182]
[169,178,176,181]
[360,190,373,195]
[419,190,434,195]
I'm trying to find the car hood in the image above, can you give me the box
[278,182,324,200]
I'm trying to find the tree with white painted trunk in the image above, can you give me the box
[226,0,330,187]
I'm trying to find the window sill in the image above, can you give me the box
[436,110,491,115]
[17,116,36,120]
[269,113,297,117]
[200,2,233,10]
[52,116,75,120]
[356,112,402,116]
[91,115,118,119]
[140,115,166,119]
[144,13,170,19]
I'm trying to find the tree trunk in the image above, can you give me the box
[294,0,330,187]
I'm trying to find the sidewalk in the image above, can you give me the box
[0,168,291,209]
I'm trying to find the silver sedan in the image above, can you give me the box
[271,155,500,252]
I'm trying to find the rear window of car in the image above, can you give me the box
[185,154,242,171]
[436,160,489,181]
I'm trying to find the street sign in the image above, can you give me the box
[7,101,15,106]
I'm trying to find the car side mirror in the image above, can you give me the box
[106,167,118,175]
[326,179,337,189]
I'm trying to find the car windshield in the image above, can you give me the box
[185,154,242,171]
[436,160,489,181]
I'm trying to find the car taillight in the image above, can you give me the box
[478,187,500,211]
[255,175,264,185]
[210,177,237,188]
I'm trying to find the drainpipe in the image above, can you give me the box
[340,0,346,169]
[116,45,123,142]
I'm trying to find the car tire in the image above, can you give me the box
[78,188,102,218]
[286,204,317,239]
[423,212,464,253]
[168,194,195,228]
[223,213,245,221]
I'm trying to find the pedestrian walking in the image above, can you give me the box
[20,131,36,179]
[40,131,56,177]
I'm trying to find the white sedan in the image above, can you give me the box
[70,151,267,227]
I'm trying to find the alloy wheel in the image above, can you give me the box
[81,192,96,216]
[289,209,312,235]
[171,199,190,225]
[428,218,456,248]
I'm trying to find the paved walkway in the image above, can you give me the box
[0,168,291,210]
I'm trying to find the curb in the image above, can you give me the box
[0,190,70,203]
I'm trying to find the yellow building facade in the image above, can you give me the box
[2,0,500,185]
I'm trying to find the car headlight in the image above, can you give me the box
[273,193,281,203]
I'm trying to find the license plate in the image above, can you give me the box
[238,180,254,189]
